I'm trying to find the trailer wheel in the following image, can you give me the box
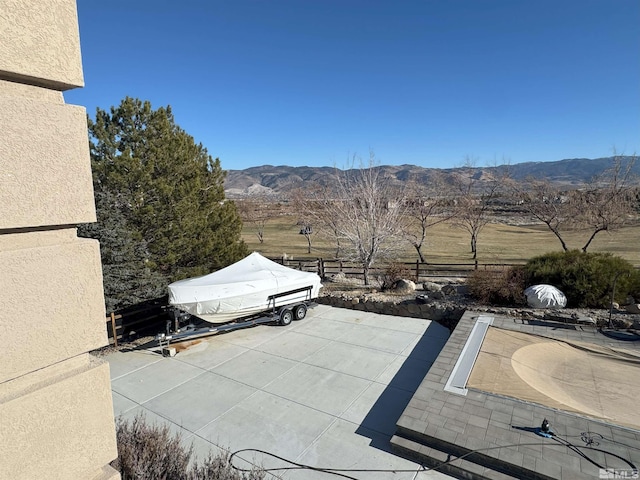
[293,304,307,320]
[279,308,293,326]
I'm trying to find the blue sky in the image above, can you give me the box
[66,0,639,171]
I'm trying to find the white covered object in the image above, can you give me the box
[524,284,567,309]
[168,252,322,324]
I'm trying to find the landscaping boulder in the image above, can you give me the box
[625,304,640,314]
[441,284,457,295]
[441,284,469,296]
[422,281,442,293]
[329,272,347,282]
[524,284,567,309]
[393,279,416,294]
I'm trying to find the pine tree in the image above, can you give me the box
[78,191,167,312]
[81,97,247,309]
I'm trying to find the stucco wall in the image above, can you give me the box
[0,1,120,478]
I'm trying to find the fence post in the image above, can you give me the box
[415,260,419,282]
[339,260,343,273]
[110,312,118,348]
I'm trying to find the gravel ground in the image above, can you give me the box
[320,275,640,330]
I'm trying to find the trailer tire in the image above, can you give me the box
[279,308,293,326]
[293,304,307,320]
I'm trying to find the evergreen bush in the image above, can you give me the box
[524,250,640,308]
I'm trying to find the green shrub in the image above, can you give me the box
[524,250,640,308]
[466,266,528,306]
[112,414,265,480]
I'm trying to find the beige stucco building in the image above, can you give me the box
[0,1,120,478]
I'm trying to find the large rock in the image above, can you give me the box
[626,304,640,314]
[441,284,469,296]
[524,284,567,308]
[393,279,416,294]
[422,281,442,292]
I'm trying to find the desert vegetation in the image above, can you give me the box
[112,414,264,480]
[238,155,639,275]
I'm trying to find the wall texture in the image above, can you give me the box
[0,1,120,478]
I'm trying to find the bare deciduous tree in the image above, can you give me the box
[297,222,314,254]
[403,174,454,262]
[509,178,574,251]
[576,154,638,252]
[305,154,406,285]
[237,195,272,244]
[451,162,503,260]
[291,186,342,257]
[511,153,638,252]
[333,156,406,284]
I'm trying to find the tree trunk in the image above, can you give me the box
[414,244,425,263]
[547,225,569,251]
[581,227,606,252]
[306,235,312,254]
[471,234,477,260]
[363,264,370,286]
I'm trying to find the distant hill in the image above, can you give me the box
[224,156,639,198]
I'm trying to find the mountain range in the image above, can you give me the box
[224,156,639,198]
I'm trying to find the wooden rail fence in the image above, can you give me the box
[106,299,169,347]
[271,256,521,283]
[104,258,520,345]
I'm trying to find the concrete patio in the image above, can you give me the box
[105,304,454,479]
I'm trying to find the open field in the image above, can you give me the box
[241,216,640,266]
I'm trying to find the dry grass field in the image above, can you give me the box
[241,216,640,267]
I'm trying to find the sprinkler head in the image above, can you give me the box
[541,419,550,433]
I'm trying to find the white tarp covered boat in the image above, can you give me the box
[168,252,322,324]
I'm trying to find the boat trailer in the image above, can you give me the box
[155,285,314,353]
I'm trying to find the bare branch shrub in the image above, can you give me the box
[112,414,265,480]
[466,267,527,306]
[112,414,191,480]
[379,262,411,291]
[188,452,265,480]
